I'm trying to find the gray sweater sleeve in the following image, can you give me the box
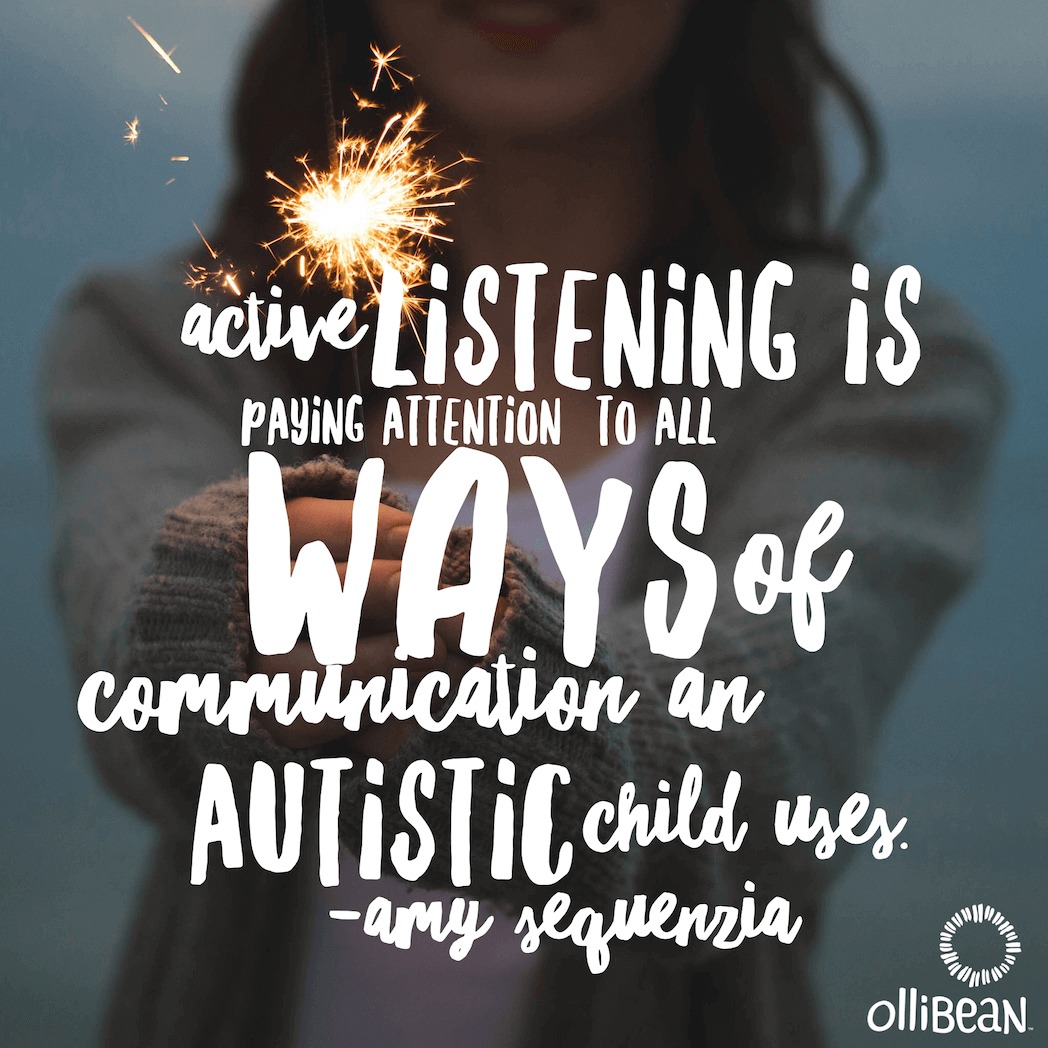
[42,262,1006,940]
[41,269,283,829]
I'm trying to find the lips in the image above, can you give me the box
[473,18,565,54]
[445,1,585,55]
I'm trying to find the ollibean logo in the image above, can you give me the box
[866,904,1029,1035]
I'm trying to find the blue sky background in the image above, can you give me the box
[2,1,1046,1043]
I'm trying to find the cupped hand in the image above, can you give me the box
[247,496,471,757]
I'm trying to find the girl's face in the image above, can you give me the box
[367,1,692,137]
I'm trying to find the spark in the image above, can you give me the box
[123,117,140,147]
[164,178,176,187]
[193,221,218,259]
[128,16,182,75]
[185,260,244,296]
[353,90,380,110]
[185,223,247,296]
[170,156,190,162]
[263,103,470,312]
[159,94,169,107]
[370,44,413,91]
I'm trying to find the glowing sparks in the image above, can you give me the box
[263,104,469,309]
[185,260,244,296]
[193,222,215,256]
[186,222,246,296]
[170,155,190,162]
[370,44,413,91]
[164,178,176,187]
[128,16,181,75]
[123,117,141,147]
[184,43,467,317]
[353,90,380,111]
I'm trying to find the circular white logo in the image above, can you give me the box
[940,904,1021,988]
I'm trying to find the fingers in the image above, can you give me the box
[250,632,450,683]
[286,497,413,559]
[282,567,499,653]
[254,706,349,751]
[350,720,423,762]
[430,601,507,657]
[433,612,467,654]
[248,496,496,757]
[290,557,402,626]
[248,633,450,751]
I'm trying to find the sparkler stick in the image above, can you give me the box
[307,0,340,165]
[306,0,367,455]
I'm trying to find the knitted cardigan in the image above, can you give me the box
[41,256,1005,1047]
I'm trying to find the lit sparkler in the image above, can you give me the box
[123,117,141,147]
[263,104,470,311]
[184,38,470,326]
[180,35,469,457]
[128,17,181,74]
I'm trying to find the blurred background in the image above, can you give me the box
[2,1,1045,1043]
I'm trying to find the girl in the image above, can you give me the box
[43,0,1005,1044]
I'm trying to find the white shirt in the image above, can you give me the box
[294,438,651,1048]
